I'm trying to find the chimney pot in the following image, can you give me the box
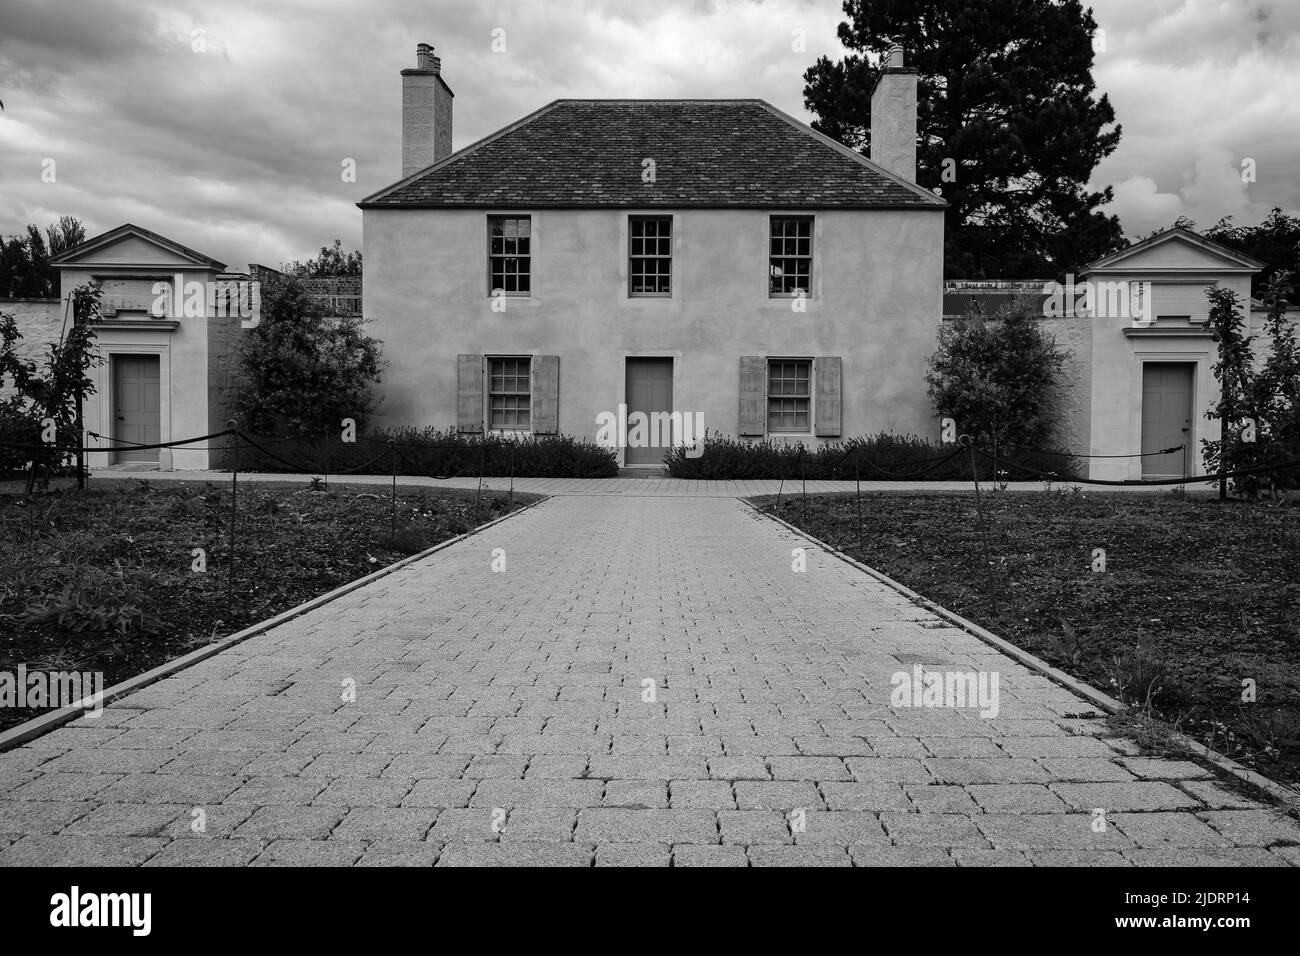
[416,42,440,73]
[886,38,905,69]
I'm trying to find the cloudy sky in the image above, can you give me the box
[1,0,1297,269]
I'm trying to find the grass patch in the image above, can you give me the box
[755,488,1300,788]
[0,480,538,731]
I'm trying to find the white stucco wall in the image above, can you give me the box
[362,206,945,456]
[58,250,220,471]
[1086,268,1255,481]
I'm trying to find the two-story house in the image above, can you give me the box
[359,43,946,468]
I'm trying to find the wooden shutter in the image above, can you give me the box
[815,355,842,437]
[532,355,559,435]
[457,354,484,433]
[739,355,766,437]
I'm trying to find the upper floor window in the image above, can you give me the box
[769,216,812,297]
[488,216,531,296]
[767,359,811,432]
[488,356,531,430]
[629,216,672,296]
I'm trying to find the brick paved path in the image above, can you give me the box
[1,496,1296,866]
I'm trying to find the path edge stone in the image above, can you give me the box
[746,499,1300,814]
[0,495,551,754]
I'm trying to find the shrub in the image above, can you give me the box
[664,430,1080,481]
[233,278,383,437]
[235,426,618,479]
[926,296,1067,454]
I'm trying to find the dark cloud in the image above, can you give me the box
[0,0,1296,268]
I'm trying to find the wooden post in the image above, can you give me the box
[226,423,238,608]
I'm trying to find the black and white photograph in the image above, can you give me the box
[0,0,1296,932]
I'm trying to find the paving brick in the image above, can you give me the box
[1123,848,1288,867]
[1027,850,1131,866]
[1196,810,1300,847]
[332,808,436,841]
[1177,780,1259,810]
[12,773,121,803]
[904,785,980,813]
[470,779,603,809]
[845,758,933,784]
[523,755,590,779]
[819,782,911,812]
[950,849,1032,866]
[672,844,749,867]
[144,840,266,867]
[355,841,443,867]
[428,808,503,842]
[850,846,954,866]
[1049,782,1202,812]
[226,776,326,806]
[747,845,851,867]
[718,810,791,845]
[401,780,477,808]
[575,809,718,845]
[603,780,668,808]
[966,784,1071,814]
[100,774,243,806]
[252,839,366,866]
[0,835,169,867]
[879,812,990,848]
[233,806,345,841]
[436,841,593,867]
[733,781,824,811]
[595,843,671,866]
[501,808,577,842]
[924,758,1051,785]
[314,778,413,807]
[61,803,188,837]
[793,811,889,846]
[976,814,1133,850]
[1036,759,1137,782]
[707,757,770,780]
[1116,757,1213,780]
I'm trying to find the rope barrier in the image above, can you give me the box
[971,445,1300,488]
[1,427,1294,491]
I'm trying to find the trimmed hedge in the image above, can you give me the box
[233,426,618,479]
[663,431,1080,481]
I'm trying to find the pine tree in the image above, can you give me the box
[803,0,1124,277]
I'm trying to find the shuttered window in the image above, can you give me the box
[488,357,531,430]
[767,360,811,432]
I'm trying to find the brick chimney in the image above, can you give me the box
[869,39,917,183]
[401,42,454,178]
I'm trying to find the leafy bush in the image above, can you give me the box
[0,286,103,488]
[233,278,383,437]
[0,400,40,478]
[664,430,1079,481]
[926,296,1067,453]
[1200,279,1300,497]
[236,426,618,479]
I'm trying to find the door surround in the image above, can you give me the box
[1127,349,1208,480]
[92,343,171,468]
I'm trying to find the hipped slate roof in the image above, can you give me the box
[359,99,945,209]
